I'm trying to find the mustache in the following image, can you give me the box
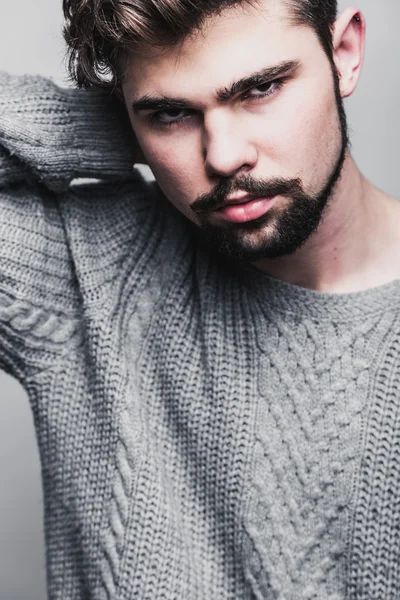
[190,175,304,216]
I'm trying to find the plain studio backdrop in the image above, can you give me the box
[0,1,399,598]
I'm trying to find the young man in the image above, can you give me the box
[1,0,399,598]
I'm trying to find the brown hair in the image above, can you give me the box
[63,0,337,89]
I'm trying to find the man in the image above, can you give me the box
[1,0,399,598]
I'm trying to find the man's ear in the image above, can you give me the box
[332,7,365,98]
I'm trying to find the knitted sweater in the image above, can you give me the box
[1,72,399,600]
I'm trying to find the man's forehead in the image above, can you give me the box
[123,0,305,100]
[131,0,288,60]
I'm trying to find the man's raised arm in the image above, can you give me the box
[0,72,151,380]
[0,71,138,191]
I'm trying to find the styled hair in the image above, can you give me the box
[63,0,338,89]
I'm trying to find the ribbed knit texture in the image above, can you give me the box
[1,72,400,600]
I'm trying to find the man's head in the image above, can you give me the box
[63,0,340,89]
[64,0,363,262]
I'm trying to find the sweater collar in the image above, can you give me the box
[241,264,400,322]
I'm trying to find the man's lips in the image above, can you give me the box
[224,191,256,205]
[214,195,276,223]
[223,193,261,206]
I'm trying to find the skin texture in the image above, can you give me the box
[122,0,400,292]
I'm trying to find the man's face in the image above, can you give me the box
[122,0,347,261]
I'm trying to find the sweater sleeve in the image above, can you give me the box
[0,72,138,192]
[0,72,144,379]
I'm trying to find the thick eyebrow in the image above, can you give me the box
[216,59,301,101]
[131,59,300,114]
[132,95,192,114]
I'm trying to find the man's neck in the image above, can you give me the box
[252,153,400,294]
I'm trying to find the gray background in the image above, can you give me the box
[0,1,399,598]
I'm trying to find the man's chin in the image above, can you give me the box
[199,225,288,262]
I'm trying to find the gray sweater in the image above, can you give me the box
[1,72,399,600]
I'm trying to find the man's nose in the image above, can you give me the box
[203,112,258,179]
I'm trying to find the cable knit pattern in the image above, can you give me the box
[347,325,400,599]
[1,73,400,599]
[242,299,396,599]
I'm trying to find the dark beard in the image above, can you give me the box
[190,68,349,262]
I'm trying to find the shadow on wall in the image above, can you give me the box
[0,372,46,600]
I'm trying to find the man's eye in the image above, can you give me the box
[245,79,283,100]
[151,109,191,126]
